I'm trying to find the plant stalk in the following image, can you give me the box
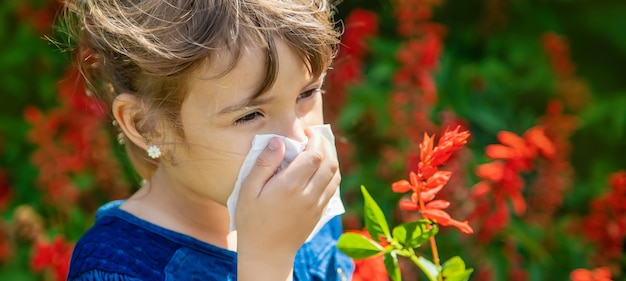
[430,236,443,281]
[417,180,443,281]
[409,255,437,281]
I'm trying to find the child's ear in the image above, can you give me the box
[112,93,150,151]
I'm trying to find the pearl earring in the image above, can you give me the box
[147,145,161,159]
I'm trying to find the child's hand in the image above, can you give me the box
[236,128,340,280]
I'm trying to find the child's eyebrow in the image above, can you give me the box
[304,77,323,88]
[216,96,274,116]
[216,75,323,116]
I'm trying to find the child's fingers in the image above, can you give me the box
[302,132,340,203]
[239,137,286,200]
[311,168,341,208]
[274,128,339,209]
[264,128,326,194]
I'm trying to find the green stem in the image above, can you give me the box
[409,255,437,281]
[430,236,443,281]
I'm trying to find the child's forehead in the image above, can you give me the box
[189,38,316,92]
[197,45,266,79]
[191,48,266,95]
[181,39,318,119]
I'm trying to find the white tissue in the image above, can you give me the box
[226,124,345,242]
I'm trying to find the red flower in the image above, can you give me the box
[525,100,579,226]
[0,223,12,262]
[469,125,560,242]
[342,9,379,58]
[392,126,473,234]
[16,1,61,34]
[326,8,378,95]
[394,0,446,38]
[524,126,556,159]
[485,127,554,171]
[25,66,130,204]
[31,237,74,281]
[352,255,389,281]
[570,267,612,281]
[542,33,591,112]
[581,171,626,265]
[419,126,470,177]
[0,169,11,210]
[323,9,379,172]
[475,161,505,182]
[542,32,575,78]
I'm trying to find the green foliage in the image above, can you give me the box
[335,0,626,280]
[361,185,392,242]
[392,220,438,250]
[339,186,472,281]
[0,0,132,279]
[411,256,438,281]
[337,232,384,259]
[384,252,401,281]
[442,257,473,281]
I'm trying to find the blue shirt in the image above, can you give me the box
[67,201,354,281]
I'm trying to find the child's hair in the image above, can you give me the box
[62,0,340,180]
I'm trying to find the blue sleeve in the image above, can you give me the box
[68,270,143,281]
[67,215,177,281]
[324,215,354,281]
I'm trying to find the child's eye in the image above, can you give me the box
[234,111,263,126]
[298,88,323,101]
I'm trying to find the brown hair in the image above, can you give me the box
[62,0,340,179]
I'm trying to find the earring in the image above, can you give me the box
[117,133,125,145]
[147,145,161,159]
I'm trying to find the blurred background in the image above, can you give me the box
[1,0,625,280]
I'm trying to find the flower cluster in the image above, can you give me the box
[391,126,473,234]
[394,0,446,39]
[525,100,578,226]
[31,236,73,281]
[388,0,445,138]
[464,31,592,281]
[521,33,586,227]
[24,66,130,205]
[581,171,626,268]
[381,0,468,182]
[324,8,379,174]
[392,0,445,97]
[470,126,555,241]
[325,8,379,117]
[16,1,60,34]
[0,168,11,212]
[570,267,613,281]
[326,9,378,94]
[541,32,590,112]
[0,222,11,263]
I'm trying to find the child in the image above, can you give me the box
[62,0,354,280]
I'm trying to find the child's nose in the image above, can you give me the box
[279,117,307,142]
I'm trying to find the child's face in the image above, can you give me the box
[161,39,325,204]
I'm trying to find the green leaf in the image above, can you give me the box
[361,185,391,242]
[337,232,384,260]
[442,256,466,273]
[442,256,473,281]
[444,270,474,281]
[384,251,401,281]
[392,220,438,249]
